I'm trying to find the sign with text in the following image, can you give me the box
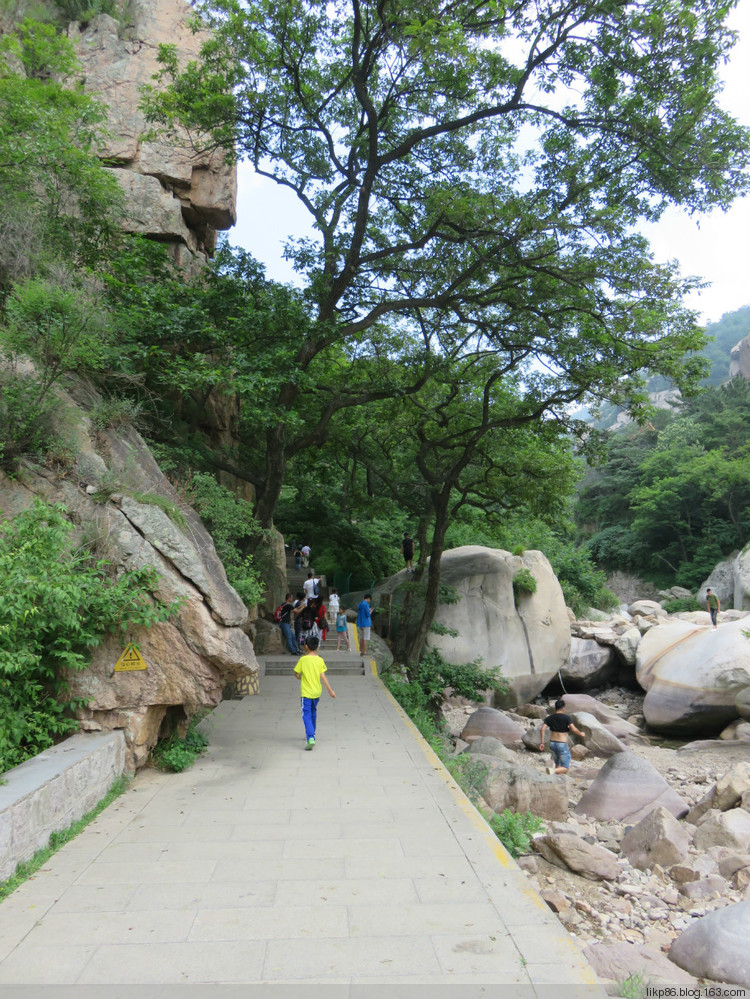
[114,643,148,672]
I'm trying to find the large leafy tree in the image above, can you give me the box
[144,0,750,533]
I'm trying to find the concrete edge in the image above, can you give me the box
[374,674,604,989]
[0,732,127,882]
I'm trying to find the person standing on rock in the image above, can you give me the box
[400,531,415,571]
[706,587,720,629]
[540,699,586,775]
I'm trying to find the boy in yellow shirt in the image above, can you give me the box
[294,635,336,750]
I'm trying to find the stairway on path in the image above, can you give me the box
[262,628,365,677]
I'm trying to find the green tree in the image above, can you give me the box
[143,0,748,531]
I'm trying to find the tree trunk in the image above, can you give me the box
[253,425,287,530]
[405,494,450,668]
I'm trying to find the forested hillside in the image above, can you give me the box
[2,0,750,692]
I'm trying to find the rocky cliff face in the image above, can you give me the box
[729,333,750,381]
[68,0,236,267]
[0,379,258,770]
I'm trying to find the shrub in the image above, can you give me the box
[90,397,143,431]
[151,720,209,773]
[385,649,508,716]
[661,596,701,613]
[512,567,537,606]
[485,808,545,857]
[0,499,180,773]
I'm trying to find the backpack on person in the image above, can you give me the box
[313,578,320,597]
[273,604,284,624]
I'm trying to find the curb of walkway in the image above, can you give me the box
[373,670,603,988]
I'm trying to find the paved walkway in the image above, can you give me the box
[0,672,605,990]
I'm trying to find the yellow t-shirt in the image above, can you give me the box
[294,653,327,698]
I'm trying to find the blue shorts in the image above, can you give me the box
[550,741,571,770]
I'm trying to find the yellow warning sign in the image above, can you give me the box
[114,643,148,672]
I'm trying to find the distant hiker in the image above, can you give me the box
[278,592,300,655]
[401,531,414,571]
[313,596,328,643]
[357,593,372,656]
[301,544,311,567]
[328,587,340,624]
[294,635,336,750]
[540,698,585,775]
[303,571,318,601]
[297,598,317,649]
[706,587,720,629]
[293,544,303,570]
[335,607,350,651]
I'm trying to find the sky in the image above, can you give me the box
[231,1,750,327]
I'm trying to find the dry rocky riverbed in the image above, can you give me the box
[441,688,750,992]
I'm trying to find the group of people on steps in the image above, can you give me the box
[277,572,352,656]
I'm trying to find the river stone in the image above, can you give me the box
[583,943,696,987]
[459,707,524,745]
[692,809,750,852]
[533,833,620,880]
[628,599,668,618]
[636,618,750,734]
[570,712,627,758]
[614,626,641,667]
[466,737,517,762]
[375,546,571,705]
[559,638,617,691]
[714,762,750,810]
[576,752,689,823]
[477,758,569,821]
[721,720,750,741]
[522,722,544,752]
[621,806,691,870]
[669,900,750,986]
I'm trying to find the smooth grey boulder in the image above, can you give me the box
[636,618,750,734]
[375,546,571,705]
[476,758,569,821]
[628,599,668,618]
[738,686,750,722]
[621,806,691,870]
[466,737,517,762]
[533,833,620,880]
[570,712,627,758]
[460,707,524,746]
[560,694,645,744]
[584,942,696,987]
[559,638,617,691]
[669,900,750,986]
[698,556,737,608]
[576,752,689,823]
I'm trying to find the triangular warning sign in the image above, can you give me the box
[114,643,148,672]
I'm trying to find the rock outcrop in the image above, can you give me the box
[68,0,236,267]
[636,619,750,733]
[375,546,571,706]
[729,332,750,381]
[0,379,257,769]
[576,753,689,823]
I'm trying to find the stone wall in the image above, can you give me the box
[0,732,126,881]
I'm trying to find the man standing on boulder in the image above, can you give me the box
[706,587,720,629]
[540,699,585,775]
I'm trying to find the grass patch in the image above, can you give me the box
[0,775,130,903]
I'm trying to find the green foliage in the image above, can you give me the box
[89,397,144,431]
[445,753,490,805]
[512,568,537,606]
[485,808,546,858]
[616,971,649,999]
[181,471,266,607]
[0,500,180,773]
[577,372,750,588]
[699,307,750,387]
[151,720,209,773]
[384,649,507,716]
[661,597,701,613]
[0,775,129,901]
[53,0,120,22]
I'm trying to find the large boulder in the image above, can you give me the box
[576,752,689,823]
[532,833,620,880]
[375,546,571,705]
[738,686,750,722]
[729,332,750,381]
[0,383,257,770]
[68,2,237,265]
[584,943,696,987]
[735,546,750,612]
[620,806,691,870]
[698,555,737,609]
[459,707,524,745]
[570,712,627,758]
[628,599,668,619]
[558,638,617,691]
[636,618,750,734]
[692,809,750,852]
[669,901,750,986]
[475,758,569,821]
[560,694,645,744]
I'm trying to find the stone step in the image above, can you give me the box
[263,658,365,677]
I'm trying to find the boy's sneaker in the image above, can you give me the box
[305,737,315,751]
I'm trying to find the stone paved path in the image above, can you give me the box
[0,672,605,990]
